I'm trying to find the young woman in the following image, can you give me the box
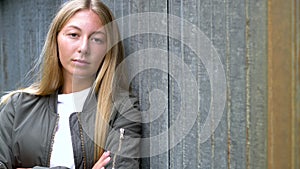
[0,0,141,169]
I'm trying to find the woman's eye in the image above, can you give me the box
[91,37,105,44]
[68,33,79,38]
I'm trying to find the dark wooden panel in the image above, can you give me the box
[0,0,64,94]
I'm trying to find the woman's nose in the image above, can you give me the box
[78,37,89,55]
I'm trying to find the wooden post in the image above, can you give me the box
[268,0,300,168]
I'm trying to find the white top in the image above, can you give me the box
[50,87,91,169]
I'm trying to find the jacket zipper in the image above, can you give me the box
[77,113,87,169]
[112,128,125,169]
[47,115,59,167]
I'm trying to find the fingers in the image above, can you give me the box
[92,151,111,169]
[99,151,110,162]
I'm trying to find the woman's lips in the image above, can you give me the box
[72,59,89,66]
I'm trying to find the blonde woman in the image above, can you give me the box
[0,0,141,169]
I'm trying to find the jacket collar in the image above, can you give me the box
[48,89,98,115]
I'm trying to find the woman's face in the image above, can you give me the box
[57,9,107,83]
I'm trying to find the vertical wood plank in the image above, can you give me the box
[292,1,300,168]
[267,0,299,168]
[195,1,214,168]
[292,0,299,168]
[146,1,169,168]
[226,0,247,168]
[209,1,228,168]
[246,0,268,169]
[0,1,4,93]
[168,1,183,168]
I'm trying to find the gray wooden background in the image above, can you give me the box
[0,0,268,168]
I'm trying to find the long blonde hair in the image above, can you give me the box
[1,0,124,161]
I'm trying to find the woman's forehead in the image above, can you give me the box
[62,9,105,32]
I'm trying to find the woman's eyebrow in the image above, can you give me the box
[93,30,106,35]
[65,25,106,35]
[65,25,81,31]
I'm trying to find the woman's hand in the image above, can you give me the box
[16,152,111,169]
[92,151,111,169]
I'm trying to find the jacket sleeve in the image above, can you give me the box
[32,166,69,169]
[105,96,142,169]
[0,95,18,169]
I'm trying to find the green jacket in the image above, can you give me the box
[0,91,141,169]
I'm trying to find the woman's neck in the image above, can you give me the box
[62,75,94,94]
